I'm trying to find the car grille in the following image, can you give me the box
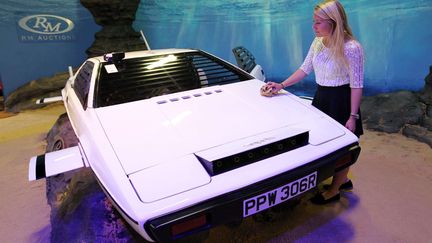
[195,131,309,176]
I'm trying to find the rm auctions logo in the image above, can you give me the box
[17,14,76,42]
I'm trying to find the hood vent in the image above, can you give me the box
[156,89,223,105]
[195,131,309,176]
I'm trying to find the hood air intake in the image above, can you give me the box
[196,131,309,176]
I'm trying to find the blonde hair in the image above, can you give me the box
[315,0,354,71]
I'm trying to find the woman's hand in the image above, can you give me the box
[260,81,284,97]
[345,117,356,133]
[266,81,284,91]
[261,70,307,97]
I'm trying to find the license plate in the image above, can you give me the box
[243,171,317,217]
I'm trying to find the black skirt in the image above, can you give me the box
[312,84,363,137]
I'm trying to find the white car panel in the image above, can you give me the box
[96,80,344,176]
[129,154,211,203]
[94,99,195,174]
[298,118,345,145]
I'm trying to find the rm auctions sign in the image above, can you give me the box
[17,14,76,42]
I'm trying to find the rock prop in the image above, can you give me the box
[420,65,432,106]
[361,66,432,147]
[361,91,425,133]
[45,113,143,242]
[80,0,148,57]
[0,81,4,111]
[4,71,73,113]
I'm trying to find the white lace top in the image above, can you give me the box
[300,37,364,88]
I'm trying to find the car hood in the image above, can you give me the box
[95,80,344,176]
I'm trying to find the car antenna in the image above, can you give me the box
[140,30,151,51]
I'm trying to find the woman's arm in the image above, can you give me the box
[344,41,364,133]
[267,69,308,91]
[345,87,362,132]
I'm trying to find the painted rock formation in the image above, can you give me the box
[361,66,432,147]
[80,0,148,57]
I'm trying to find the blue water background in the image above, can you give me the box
[134,0,432,96]
[1,0,431,97]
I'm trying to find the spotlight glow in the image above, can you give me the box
[146,54,177,69]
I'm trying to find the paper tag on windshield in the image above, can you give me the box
[104,64,118,73]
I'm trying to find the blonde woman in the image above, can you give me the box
[266,0,364,204]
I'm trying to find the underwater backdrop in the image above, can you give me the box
[1,0,431,97]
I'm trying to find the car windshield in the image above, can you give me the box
[94,50,252,107]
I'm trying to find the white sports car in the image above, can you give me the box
[29,48,360,242]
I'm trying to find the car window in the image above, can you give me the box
[94,50,252,107]
[74,61,94,109]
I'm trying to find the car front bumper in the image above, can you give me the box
[144,142,361,242]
